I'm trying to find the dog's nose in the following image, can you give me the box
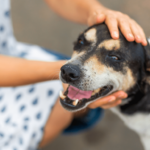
[61,64,80,82]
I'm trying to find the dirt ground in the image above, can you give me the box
[11,0,150,149]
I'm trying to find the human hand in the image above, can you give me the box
[88,91,127,109]
[87,6,147,46]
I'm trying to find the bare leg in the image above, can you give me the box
[39,98,73,148]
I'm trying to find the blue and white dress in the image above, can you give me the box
[0,1,104,150]
[0,0,70,150]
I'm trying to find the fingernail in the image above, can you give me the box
[128,33,134,39]
[113,31,119,38]
[143,40,147,45]
[137,35,141,39]
[123,94,127,99]
[118,94,127,99]
[118,100,122,104]
[109,97,116,102]
[118,96,123,99]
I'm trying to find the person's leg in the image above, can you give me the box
[39,99,73,148]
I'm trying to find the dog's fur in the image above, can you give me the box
[60,24,150,150]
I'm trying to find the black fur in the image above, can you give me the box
[120,43,150,115]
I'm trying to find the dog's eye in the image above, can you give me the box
[110,56,119,60]
[78,39,84,45]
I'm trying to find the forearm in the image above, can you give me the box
[0,55,65,86]
[45,0,104,24]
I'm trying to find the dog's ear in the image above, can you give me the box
[144,39,150,71]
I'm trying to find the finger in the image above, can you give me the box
[110,91,127,99]
[88,96,116,109]
[105,16,119,39]
[101,98,122,107]
[101,100,122,109]
[135,24,147,46]
[88,91,127,109]
[118,19,134,42]
[130,23,142,44]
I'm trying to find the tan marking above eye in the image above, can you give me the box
[84,28,97,43]
[98,39,120,51]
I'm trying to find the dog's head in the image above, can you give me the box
[59,23,150,112]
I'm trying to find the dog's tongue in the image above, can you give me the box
[67,85,92,100]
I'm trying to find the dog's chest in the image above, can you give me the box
[111,107,150,136]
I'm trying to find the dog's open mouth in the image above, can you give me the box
[60,85,113,111]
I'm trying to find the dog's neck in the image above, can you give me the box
[119,72,150,115]
[119,90,145,115]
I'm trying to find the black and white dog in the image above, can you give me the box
[59,23,150,150]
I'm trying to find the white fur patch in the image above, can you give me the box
[111,107,150,150]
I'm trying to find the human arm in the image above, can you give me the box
[0,55,126,108]
[0,55,65,86]
[45,0,147,46]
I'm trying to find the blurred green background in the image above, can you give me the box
[11,0,150,149]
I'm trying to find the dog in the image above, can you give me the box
[59,23,150,150]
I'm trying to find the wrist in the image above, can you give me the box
[46,60,66,80]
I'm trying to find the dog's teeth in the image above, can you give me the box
[73,99,79,106]
[92,92,95,96]
[92,90,97,96]
[92,88,101,95]
[59,91,66,100]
